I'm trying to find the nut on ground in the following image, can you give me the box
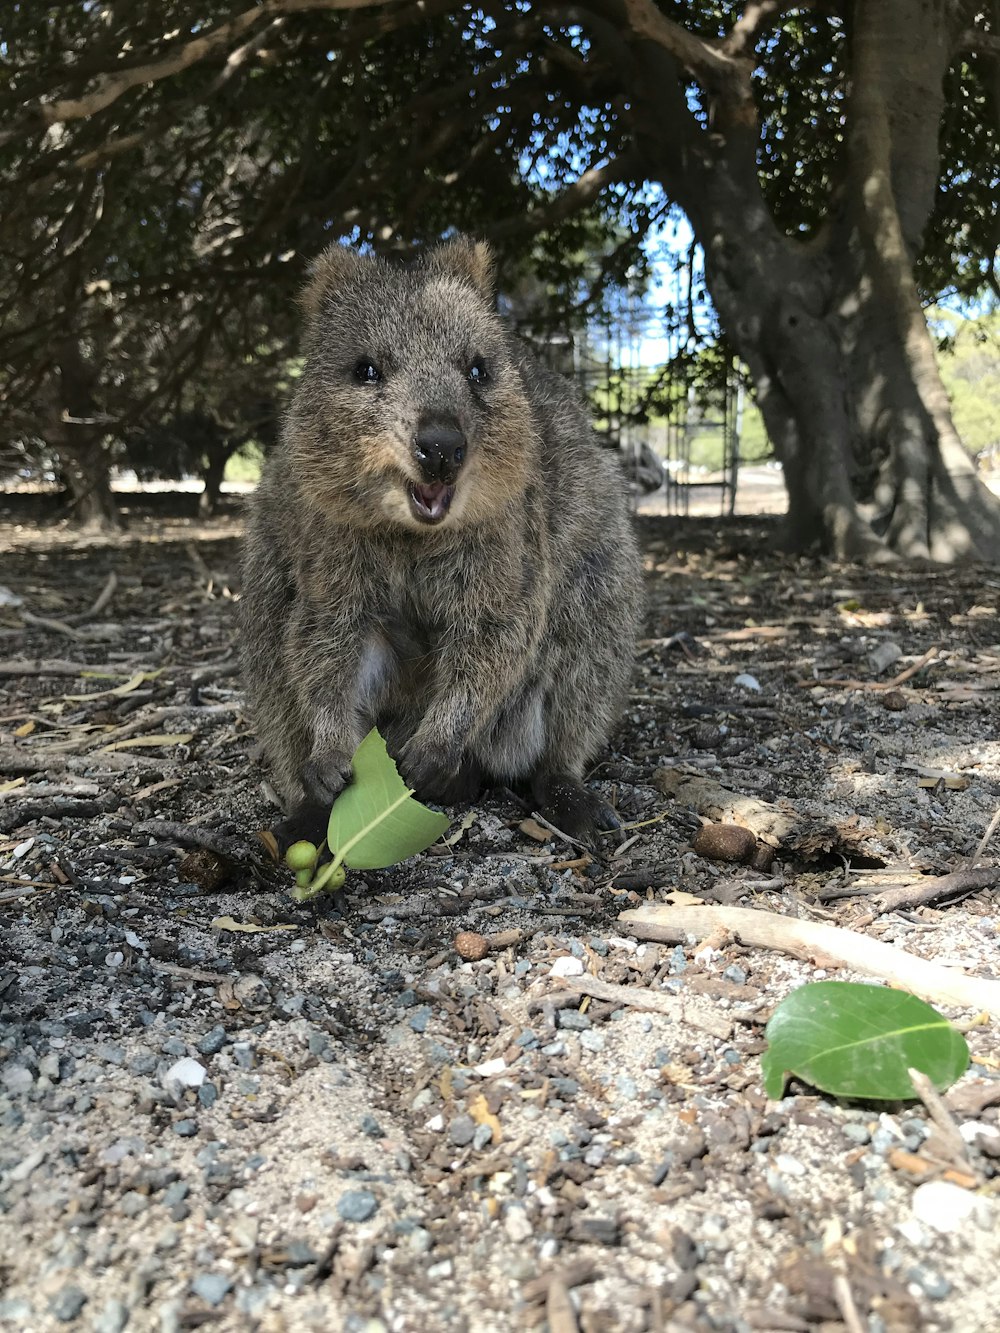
[454,931,489,961]
[691,822,757,864]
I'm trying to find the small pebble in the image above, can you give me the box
[173,1119,198,1137]
[409,1007,432,1034]
[191,1274,231,1307]
[162,1181,190,1207]
[907,1266,952,1301]
[49,1285,87,1323]
[691,823,756,864]
[504,1206,533,1242]
[449,1114,476,1147]
[842,1123,871,1146]
[93,1298,129,1333]
[2,1066,33,1095]
[472,1123,493,1151]
[338,1190,379,1223]
[557,1010,591,1031]
[774,1153,806,1177]
[196,1026,227,1057]
[163,1057,206,1093]
[548,955,584,978]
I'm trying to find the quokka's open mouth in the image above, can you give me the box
[408,481,455,524]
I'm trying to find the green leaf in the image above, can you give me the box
[760,981,969,1102]
[328,728,450,871]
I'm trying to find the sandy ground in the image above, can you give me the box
[0,504,999,1332]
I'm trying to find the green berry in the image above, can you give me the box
[285,840,318,872]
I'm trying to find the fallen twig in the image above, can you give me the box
[529,810,593,855]
[66,571,118,624]
[907,1067,972,1171]
[545,1277,579,1333]
[0,658,153,677]
[133,819,251,861]
[970,803,1000,868]
[619,903,1000,1018]
[799,644,939,692]
[871,866,999,914]
[553,972,733,1040]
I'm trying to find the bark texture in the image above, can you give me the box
[48,341,122,531]
[619,0,1000,561]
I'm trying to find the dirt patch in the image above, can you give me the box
[1,508,999,1332]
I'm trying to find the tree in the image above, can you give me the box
[3,2,999,558]
[0,1,582,525]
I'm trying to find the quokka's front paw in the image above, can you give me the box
[301,748,353,807]
[271,802,329,856]
[398,737,477,805]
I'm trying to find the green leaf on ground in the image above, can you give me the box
[329,728,449,868]
[293,729,450,901]
[760,980,969,1101]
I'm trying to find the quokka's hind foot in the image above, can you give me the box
[531,771,621,851]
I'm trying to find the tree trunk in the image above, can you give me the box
[198,445,230,518]
[55,433,120,529]
[622,0,1000,562]
[49,340,122,531]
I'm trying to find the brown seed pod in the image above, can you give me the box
[691,822,757,864]
[454,931,489,961]
[881,690,908,711]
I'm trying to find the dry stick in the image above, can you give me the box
[970,802,1000,867]
[555,973,733,1040]
[832,1275,866,1333]
[133,819,251,862]
[545,1278,579,1333]
[528,810,592,856]
[0,658,154,677]
[871,865,999,914]
[66,571,118,624]
[907,1067,972,1170]
[19,610,118,642]
[521,1262,598,1304]
[618,904,1000,1018]
[798,644,939,692]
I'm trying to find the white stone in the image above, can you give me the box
[911,1180,979,1234]
[734,673,762,692]
[548,956,584,978]
[504,1206,533,1242]
[162,1057,207,1092]
[473,1057,507,1077]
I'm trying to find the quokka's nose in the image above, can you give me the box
[414,422,467,484]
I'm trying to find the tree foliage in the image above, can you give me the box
[2,1,999,554]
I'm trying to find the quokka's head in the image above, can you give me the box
[288,236,538,533]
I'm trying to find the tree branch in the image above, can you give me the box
[488,152,641,240]
[721,1,803,59]
[1,0,396,146]
[621,0,743,87]
[957,27,1000,57]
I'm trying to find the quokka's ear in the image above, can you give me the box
[423,235,495,302]
[298,245,367,322]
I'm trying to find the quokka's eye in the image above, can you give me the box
[467,357,488,386]
[354,359,381,384]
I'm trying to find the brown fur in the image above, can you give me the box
[241,237,642,846]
